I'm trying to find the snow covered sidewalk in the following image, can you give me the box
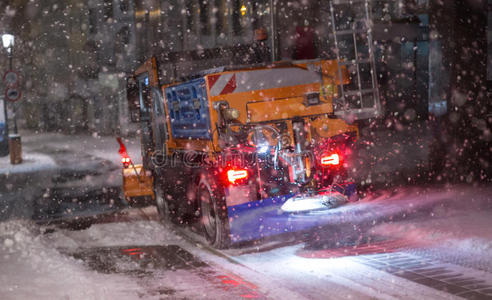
[0,152,57,176]
[0,131,141,222]
[0,220,145,300]
[0,215,299,300]
[0,150,56,222]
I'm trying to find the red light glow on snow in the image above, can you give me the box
[121,248,144,258]
[215,274,260,298]
[122,248,142,252]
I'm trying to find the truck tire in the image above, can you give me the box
[198,176,230,249]
[155,180,172,222]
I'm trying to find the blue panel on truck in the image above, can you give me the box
[164,78,211,139]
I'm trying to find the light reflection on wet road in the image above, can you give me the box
[55,186,492,300]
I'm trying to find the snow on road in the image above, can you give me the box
[227,185,492,299]
[373,211,492,271]
[0,218,265,300]
[0,220,144,300]
[1,185,491,300]
[234,244,462,300]
[0,208,302,300]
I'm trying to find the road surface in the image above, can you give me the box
[1,185,492,299]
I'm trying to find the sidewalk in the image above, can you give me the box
[0,130,141,222]
[20,130,142,166]
[0,152,57,176]
[1,130,142,174]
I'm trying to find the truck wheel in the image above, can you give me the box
[198,178,230,249]
[155,181,171,222]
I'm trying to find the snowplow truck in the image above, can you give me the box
[123,56,382,248]
[122,0,381,248]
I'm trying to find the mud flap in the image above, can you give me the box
[122,164,155,205]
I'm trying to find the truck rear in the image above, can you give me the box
[123,57,380,248]
[122,1,381,248]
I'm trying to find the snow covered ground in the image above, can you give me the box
[1,185,491,299]
[0,209,300,300]
[20,130,142,166]
[0,152,57,175]
[0,220,145,300]
[0,131,141,222]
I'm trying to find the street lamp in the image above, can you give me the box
[2,33,16,133]
[2,34,14,69]
[1,33,21,164]
[2,34,14,51]
[0,34,14,157]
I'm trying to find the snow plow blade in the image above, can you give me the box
[227,183,357,243]
[122,164,154,205]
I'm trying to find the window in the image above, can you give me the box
[138,75,152,121]
[118,27,131,45]
[199,0,210,35]
[232,0,242,35]
[88,8,97,33]
[103,0,113,20]
[186,0,196,32]
[215,0,223,34]
[119,0,129,12]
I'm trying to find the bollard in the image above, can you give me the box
[9,134,22,164]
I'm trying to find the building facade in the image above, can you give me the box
[85,0,138,135]
[132,0,433,120]
[0,0,487,141]
[0,0,138,135]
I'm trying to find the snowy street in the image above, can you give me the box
[1,185,491,300]
[0,0,490,299]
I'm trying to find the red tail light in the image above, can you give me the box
[227,169,248,184]
[320,153,340,166]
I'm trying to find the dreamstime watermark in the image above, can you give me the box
[150,148,317,169]
[149,125,321,169]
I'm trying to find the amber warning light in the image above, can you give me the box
[320,153,340,166]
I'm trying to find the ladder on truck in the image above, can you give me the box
[329,0,381,120]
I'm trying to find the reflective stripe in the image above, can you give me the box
[209,73,235,96]
[208,68,321,96]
